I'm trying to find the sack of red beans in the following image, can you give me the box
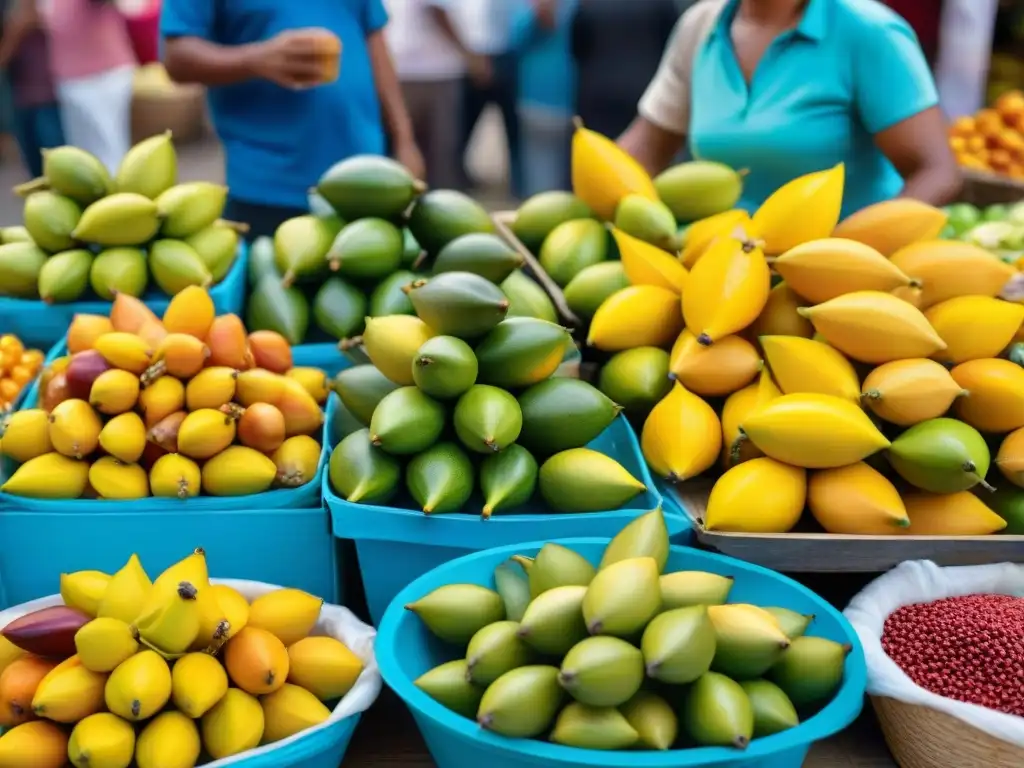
[844,560,1024,745]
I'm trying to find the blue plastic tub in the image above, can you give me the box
[325,406,685,625]
[0,242,249,349]
[224,711,361,768]
[0,376,340,606]
[377,538,868,768]
[292,342,352,378]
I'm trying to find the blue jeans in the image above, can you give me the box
[12,103,65,178]
[519,108,572,197]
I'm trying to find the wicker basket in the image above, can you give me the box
[872,695,1024,767]
[130,85,208,145]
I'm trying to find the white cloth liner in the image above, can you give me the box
[0,578,382,766]
[843,560,1024,747]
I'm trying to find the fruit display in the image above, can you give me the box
[0,548,365,768]
[0,287,328,500]
[0,133,242,304]
[245,154,562,346]
[948,89,1024,179]
[409,509,851,750]
[326,267,649,517]
[541,121,1024,538]
[939,199,1024,263]
[0,335,44,409]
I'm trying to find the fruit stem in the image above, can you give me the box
[908,277,923,288]
[370,434,382,447]
[412,178,428,195]
[733,735,750,750]
[841,643,853,655]
[572,115,584,130]
[417,356,434,367]
[140,360,167,388]
[976,476,996,493]
[481,505,494,520]
[697,332,713,347]
[861,389,881,401]
[218,219,250,234]
[957,388,970,399]
[13,177,48,197]
[338,335,363,352]
[327,255,341,271]
[736,168,750,178]
[177,581,198,600]
[510,555,533,571]
[729,434,747,463]
[281,270,296,288]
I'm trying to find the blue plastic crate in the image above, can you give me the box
[0,374,340,606]
[0,242,249,349]
[377,538,867,768]
[324,403,688,625]
[292,342,352,378]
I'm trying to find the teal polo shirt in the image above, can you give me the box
[689,0,938,219]
[161,0,388,209]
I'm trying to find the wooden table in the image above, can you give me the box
[344,689,897,767]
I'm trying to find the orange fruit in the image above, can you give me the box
[967,135,987,153]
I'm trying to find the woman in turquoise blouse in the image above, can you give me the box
[620,0,962,218]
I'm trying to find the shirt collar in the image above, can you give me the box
[711,0,828,44]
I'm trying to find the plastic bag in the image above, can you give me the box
[844,559,1024,747]
[0,579,383,765]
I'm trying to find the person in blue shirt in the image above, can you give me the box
[619,0,962,219]
[511,0,577,196]
[161,0,424,238]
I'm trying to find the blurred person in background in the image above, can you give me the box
[512,0,577,196]
[456,0,523,197]
[0,0,64,177]
[161,0,423,238]
[1,0,135,173]
[571,0,682,142]
[386,0,480,189]
[619,0,960,217]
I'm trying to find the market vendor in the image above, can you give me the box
[618,0,962,218]
[160,0,424,238]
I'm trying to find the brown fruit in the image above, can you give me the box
[147,411,187,453]
[1,606,90,659]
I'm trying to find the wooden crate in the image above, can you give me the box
[668,481,1024,573]
[491,211,581,330]
[961,168,1024,208]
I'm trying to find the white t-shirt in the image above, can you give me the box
[453,0,514,56]
[385,0,466,81]
[934,0,999,119]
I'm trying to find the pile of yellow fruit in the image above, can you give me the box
[948,89,1024,178]
[0,548,364,768]
[572,136,1023,538]
[0,288,329,500]
[0,335,44,409]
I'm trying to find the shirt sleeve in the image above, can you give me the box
[160,0,214,39]
[637,2,713,136]
[852,12,940,134]
[361,0,389,35]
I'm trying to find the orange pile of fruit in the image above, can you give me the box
[949,90,1024,179]
[0,334,44,408]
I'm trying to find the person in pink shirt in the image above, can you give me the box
[1,0,136,171]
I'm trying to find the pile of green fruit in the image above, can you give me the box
[941,201,1024,259]
[509,160,743,323]
[0,132,241,303]
[326,266,648,516]
[245,155,562,346]
[409,510,852,751]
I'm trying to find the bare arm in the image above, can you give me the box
[367,31,414,146]
[618,117,685,177]
[162,37,264,86]
[0,0,37,70]
[875,106,963,205]
[426,3,472,58]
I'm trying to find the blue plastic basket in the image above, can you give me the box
[0,242,249,349]
[325,404,688,625]
[0,375,340,606]
[292,342,352,378]
[223,712,361,768]
[377,538,868,768]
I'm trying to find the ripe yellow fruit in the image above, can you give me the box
[641,382,722,483]
[362,315,434,386]
[587,285,683,351]
[831,198,948,256]
[903,492,1008,535]
[771,237,916,304]
[0,409,52,464]
[96,553,152,625]
[208,584,250,642]
[890,240,1016,309]
[74,618,139,673]
[571,118,659,220]
[798,290,946,363]
[104,650,172,722]
[171,652,229,718]
[0,720,69,768]
[287,636,365,700]
[752,164,844,254]
[135,710,201,768]
[668,330,760,397]
[739,392,890,469]
[747,282,813,341]
[59,570,111,618]
[201,688,264,760]
[704,457,806,533]
[861,359,966,426]
[247,588,323,647]
[680,209,751,268]
[924,295,1024,364]
[32,655,106,723]
[808,463,910,534]
[996,427,1024,487]
[951,358,1024,433]
[261,683,332,743]
[613,226,688,293]
[68,712,135,768]
[760,335,860,402]
[720,369,780,467]
[682,234,770,345]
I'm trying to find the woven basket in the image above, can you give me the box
[130,85,207,144]
[872,695,1024,767]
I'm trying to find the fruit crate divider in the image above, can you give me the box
[667,480,1024,572]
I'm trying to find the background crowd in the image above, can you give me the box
[0,0,1009,207]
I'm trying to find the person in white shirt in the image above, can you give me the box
[385,0,486,188]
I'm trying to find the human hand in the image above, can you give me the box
[253,28,340,90]
[466,53,493,87]
[394,137,426,182]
